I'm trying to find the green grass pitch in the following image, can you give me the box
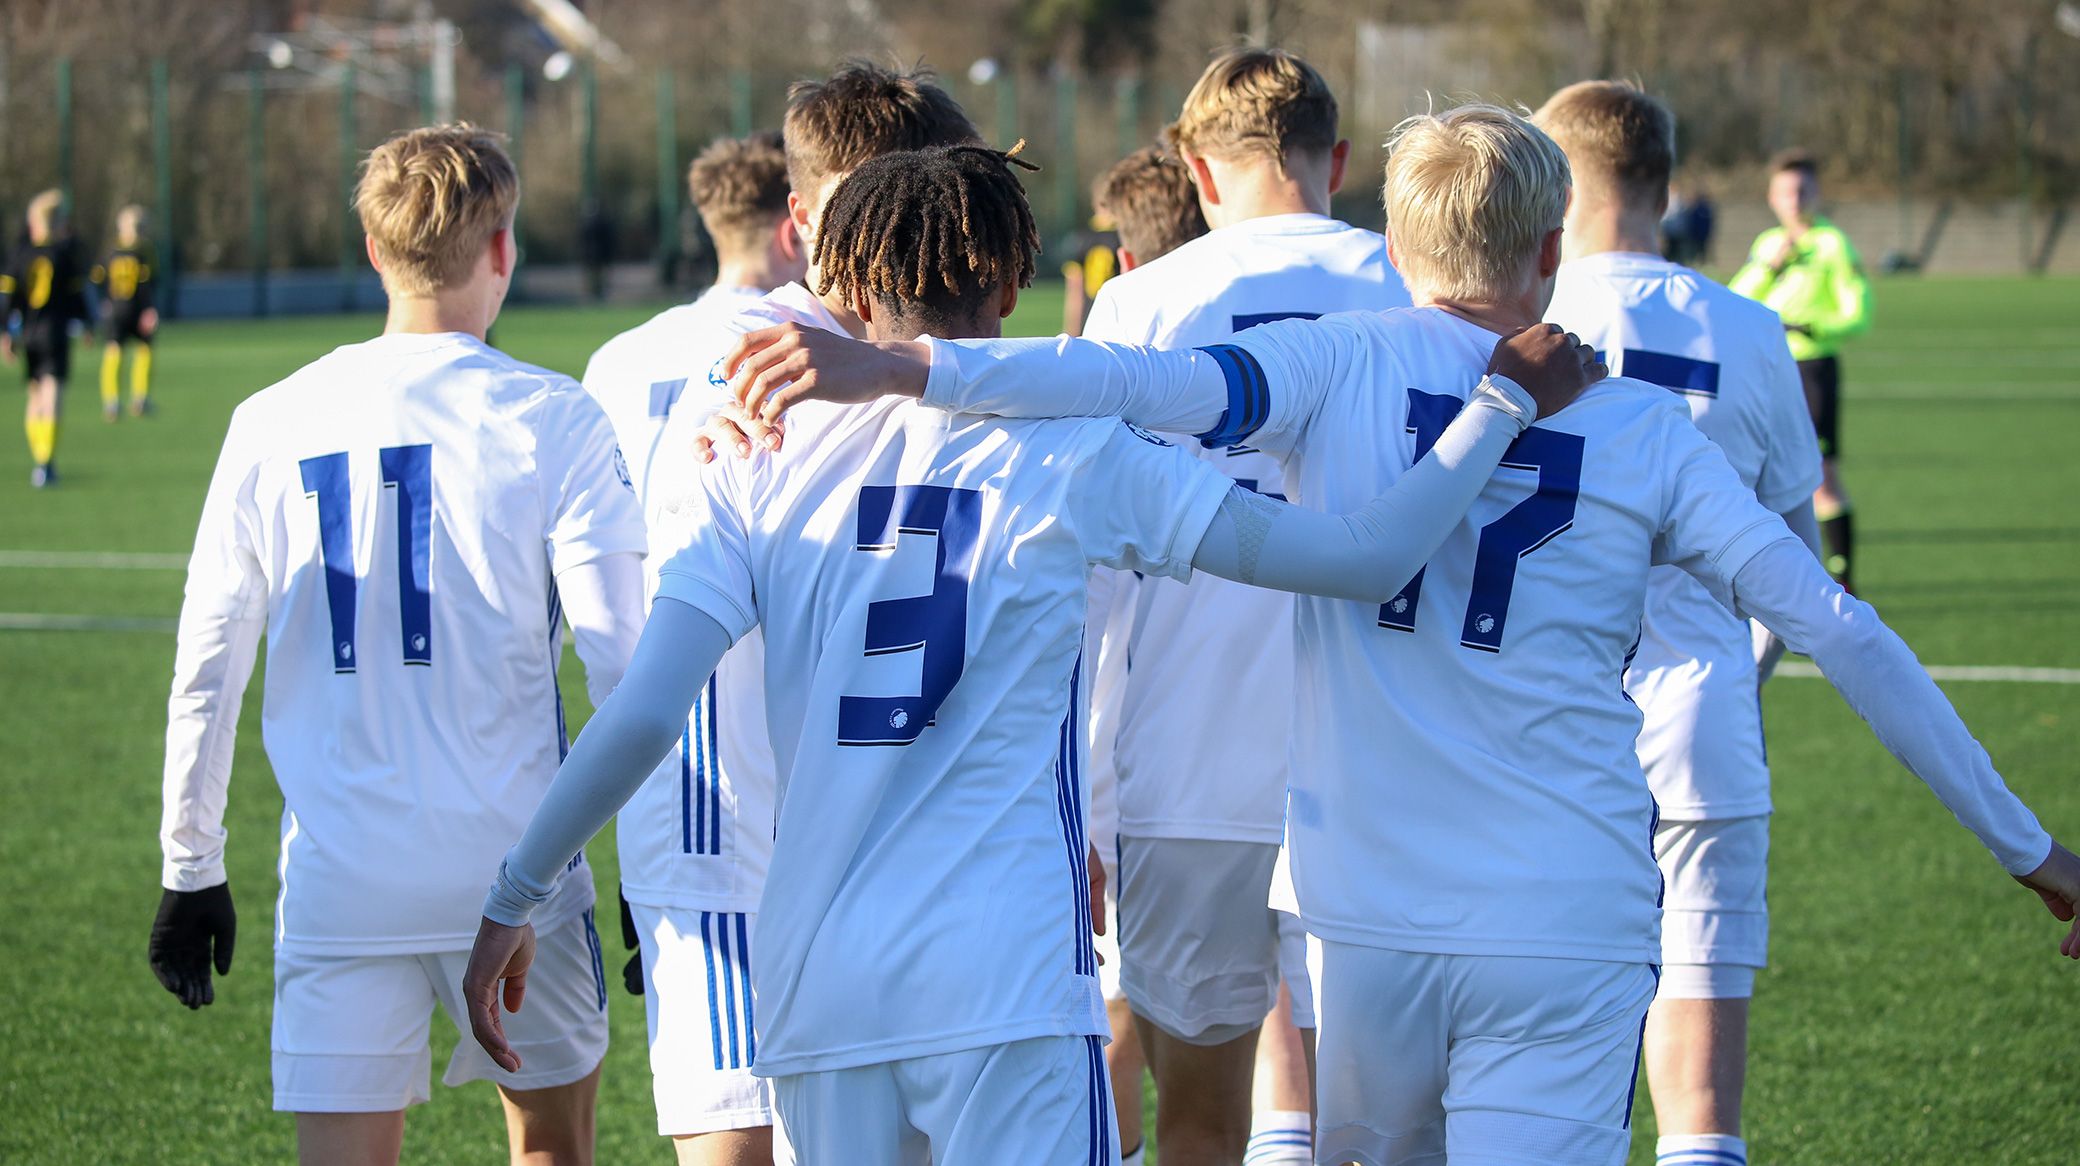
[0,277,2075,1163]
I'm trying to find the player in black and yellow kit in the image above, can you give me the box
[1,190,90,488]
[92,205,159,420]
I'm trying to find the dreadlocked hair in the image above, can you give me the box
[814,142,1041,336]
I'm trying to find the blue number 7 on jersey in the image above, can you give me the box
[1377,388,1583,653]
[838,484,983,746]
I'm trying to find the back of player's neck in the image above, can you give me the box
[383,296,488,342]
[1421,295,1543,336]
[1564,208,1663,262]
[714,257,786,293]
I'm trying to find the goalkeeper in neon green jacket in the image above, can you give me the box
[1731,149,1869,591]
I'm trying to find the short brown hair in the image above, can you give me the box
[1769,148,1819,178]
[688,131,791,258]
[1167,47,1338,170]
[1093,147,1206,262]
[355,124,518,295]
[1384,104,1570,302]
[782,62,980,206]
[1532,81,1673,208]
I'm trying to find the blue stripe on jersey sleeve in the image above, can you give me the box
[1191,343,1271,448]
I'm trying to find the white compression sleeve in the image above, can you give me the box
[1753,498,1824,680]
[484,598,733,925]
[1190,375,1536,601]
[921,335,1230,436]
[1731,537,2052,875]
[554,551,646,707]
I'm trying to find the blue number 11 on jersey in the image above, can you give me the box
[1378,388,1583,652]
[300,445,435,672]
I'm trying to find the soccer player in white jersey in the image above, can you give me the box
[578,130,802,1164]
[148,125,647,1166]
[1080,48,1407,1166]
[616,67,984,1165]
[1535,81,1826,1166]
[465,143,1598,1166]
[717,103,2080,1166]
[1083,141,1208,1166]
[583,132,802,503]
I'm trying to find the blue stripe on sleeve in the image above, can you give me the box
[1190,343,1271,448]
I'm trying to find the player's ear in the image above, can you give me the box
[1182,149,1219,208]
[1117,248,1140,273]
[775,215,802,263]
[363,235,385,275]
[1327,139,1351,196]
[997,282,1020,320]
[853,290,874,325]
[787,191,814,248]
[490,227,516,279]
[1537,225,1564,279]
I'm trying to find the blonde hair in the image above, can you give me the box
[1531,81,1673,209]
[1383,104,1570,302]
[354,124,519,295]
[687,131,791,258]
[1167,47,1338,170]
[26,189,64,242]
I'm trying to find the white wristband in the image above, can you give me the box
[1468,373,1536,434]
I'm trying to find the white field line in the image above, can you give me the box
[0,612,179,633]
[0,550,187,570]
[1775,662,2080,685]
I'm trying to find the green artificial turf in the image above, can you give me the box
[0,276,2074,1163]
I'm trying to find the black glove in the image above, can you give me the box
[619,889,644,996]
[149,883,237,1009]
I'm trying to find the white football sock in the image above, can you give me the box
[1244,1109,1313,1165]
[1657,1132,1747,1166]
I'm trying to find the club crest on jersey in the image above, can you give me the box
[1387,595,1411,616]
[890,708,910,730]
[612,446,634,491]
[1125,423,1172,448]
[707,357,730,388]
[1474,613,1497,635]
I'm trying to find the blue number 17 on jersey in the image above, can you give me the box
[1377,389,1583,653]
[839,484,983,746]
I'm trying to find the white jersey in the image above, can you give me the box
[1084,213,1410,844]
[1548,252,1822,819]
[1182,308,1789,963]
[165,332,646,955]
[616,283,842,913]
[582,283,767,503]
[651,397,1231,1076]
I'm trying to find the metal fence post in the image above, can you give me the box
[1116,73,1142,159]
[729,69,753,138]
[56,58,74,212]
[152,59,177,313]
[249,68,268,317]
[1054,72,1078,242]
[505,64,526,261]
[340,62,358,311]
[657,69,679,285]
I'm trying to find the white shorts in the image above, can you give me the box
[1117,836,1282,1045]
[1656,815,1769,996]
[631,904,776,1136]
[772,1035,1119,1166]
[1309,938,1656,1166]
[271,909,609,1113]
